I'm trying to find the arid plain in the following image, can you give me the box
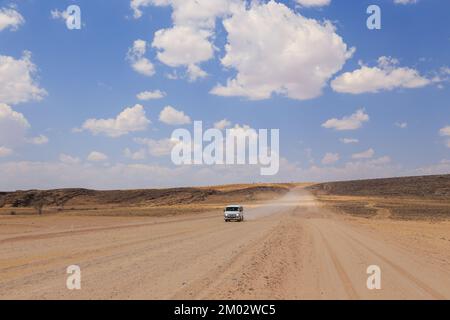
[1,176,449,299]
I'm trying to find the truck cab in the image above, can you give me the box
[224,205,244,222]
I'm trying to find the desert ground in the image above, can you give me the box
[0,176,450,300]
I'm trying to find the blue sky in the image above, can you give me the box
[0,0,449,190]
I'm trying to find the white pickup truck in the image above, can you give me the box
[224,205,244,222]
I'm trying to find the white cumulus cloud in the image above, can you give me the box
[59,153,81,165]
[87,151,108,162]
[331,56,431,94]
[322,152,339,165]
[159,106,191,125]
[211,1,354,100]
[352,148,375,159]
[322,109,369,131]
[124,148,147,160]
[0,51,47,105]
[134,137,178,157]
[186,63,208,82]
[136,90,166,100]
[295,0,331,7]
[439,126,450,137]
[78,104,151,138]
[0,103,30,147]
[340,138,359,144]
[395,122,408,129]
[145,0,239,81]
[0,104,49,148]
[394,0,417,4]
[440,126,450,148]
[134,0,235,27]
[0,7,24,31]
[127,40,155,77]
[50,9,69,21]
[152,26,213,81]
[26,134,49,145]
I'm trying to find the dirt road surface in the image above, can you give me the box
[1,189,450,300]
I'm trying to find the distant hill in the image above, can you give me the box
[0,184,291,209]
[307,174,450,199]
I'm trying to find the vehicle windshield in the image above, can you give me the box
[225,207,240,212]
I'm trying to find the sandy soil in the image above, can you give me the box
[0,189,449,300]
